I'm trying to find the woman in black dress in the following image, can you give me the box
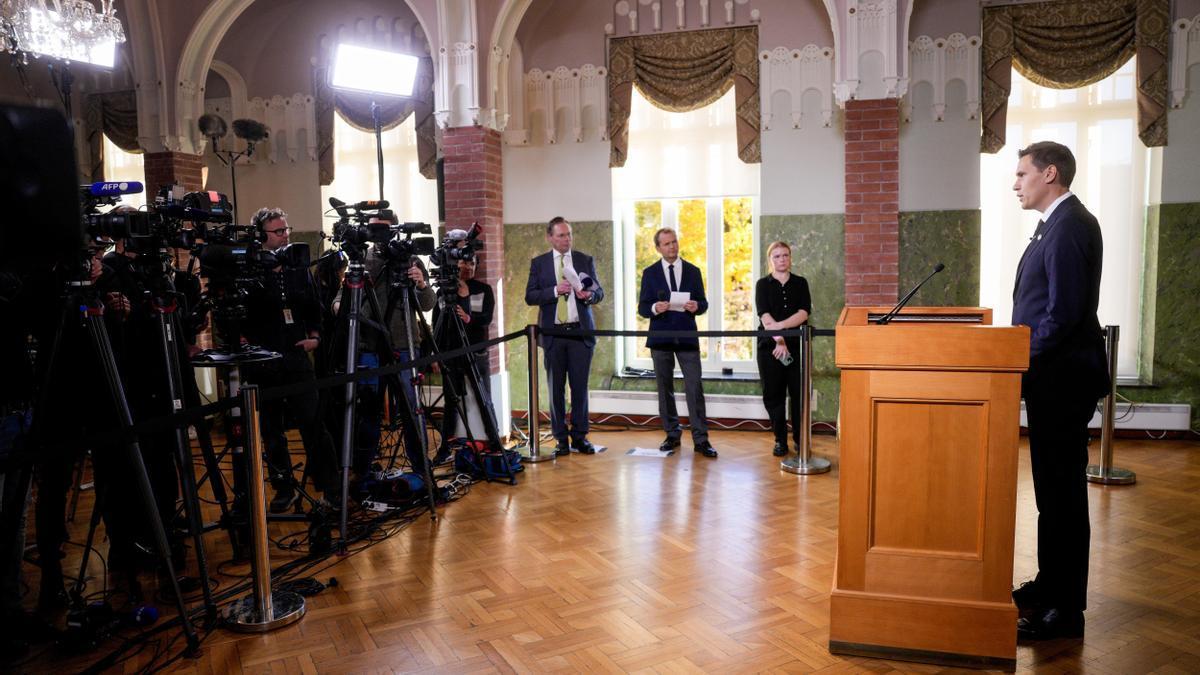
[755,241,812,457]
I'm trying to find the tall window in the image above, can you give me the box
[320,112,438,235]
[102,134,145,210]
[614,87,761,374]
[980,60,1146,378]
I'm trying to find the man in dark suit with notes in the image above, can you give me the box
[637,228,716,458]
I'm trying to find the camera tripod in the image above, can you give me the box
[37,273,200,653]
[332,255,438,544]
[429,280,503,456]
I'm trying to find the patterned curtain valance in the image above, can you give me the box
[981,0,1170,153]
[84,90,140,183]
[313,55,437,185]
[608,25,760,168]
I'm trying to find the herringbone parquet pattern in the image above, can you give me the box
[20,430,1200,673]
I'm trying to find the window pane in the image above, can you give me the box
[677,199,708,357]
[103,134,145,210]
[722,197,754,361]
[632,201,662,360]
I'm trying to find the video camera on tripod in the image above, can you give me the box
[327,197,435,264]
[428,222,483,294]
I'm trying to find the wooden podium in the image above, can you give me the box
[829,307,1029,670]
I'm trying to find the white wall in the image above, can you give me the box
[204,157,324,233]
[1161,65,1200,204]
[760,91,845,216]
[502,141,613,223]
[899,80,980,211]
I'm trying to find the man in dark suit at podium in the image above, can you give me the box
[1010,141,1108,640]
[525,217,605,456]
[637,228,716,458]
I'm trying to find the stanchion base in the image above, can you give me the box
[1086,465,1136,485]
[781,455,832,475]
[226,591,306,632]
[521,450,556,464]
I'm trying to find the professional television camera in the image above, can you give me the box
[327,197,435,270]
[427,222,483,295]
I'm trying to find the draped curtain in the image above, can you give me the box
[313,54,437,185]
[85,90,140,182]
[980,0,1170,153]
[608,26,760,168]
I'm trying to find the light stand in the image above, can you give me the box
[197,114,269,223]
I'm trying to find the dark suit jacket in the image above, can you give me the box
[637,259,708,351]
[1012,194,1109,399]
[525,250,605,348]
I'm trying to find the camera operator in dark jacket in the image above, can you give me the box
[431,239,495,461]
[241,208,338,512]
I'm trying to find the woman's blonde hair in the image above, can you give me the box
[766,240,791,258]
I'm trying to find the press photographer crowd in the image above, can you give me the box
[0,105,505,665]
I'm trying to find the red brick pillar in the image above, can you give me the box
[441,127,504,374]
[142,151,204,201]
[843,99,900,306]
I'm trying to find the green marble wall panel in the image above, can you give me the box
[759,214,845,422]
[898,209,981,307]
[1124,202,1200,427]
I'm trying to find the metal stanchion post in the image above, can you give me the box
[1087,325,1136,485]
[782,325,831,475]
[228,385,307,632]
[523,324,554,463]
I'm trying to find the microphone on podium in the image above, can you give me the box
[875,263,945,325]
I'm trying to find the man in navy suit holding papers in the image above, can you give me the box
[637,228,716,458]
[1010,141,1108,641]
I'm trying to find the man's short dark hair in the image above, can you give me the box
[252,207,287,232]
[653,227,676,247]
[547,216,569,234]
[1018,141,1076,188]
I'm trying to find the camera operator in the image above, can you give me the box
[431,233,495,463]
[241,208,339,512]
[332,238,435,479]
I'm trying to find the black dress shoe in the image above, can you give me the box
[772,441,788,457]
[694,442,718,458]
[575,439,597,454]
[554,442,571,457]
[1012,579,1048,611]
[659,437,681,452]
[1017,608,1084,640]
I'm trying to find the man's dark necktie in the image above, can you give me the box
[668,263,678,292]
[1031,219,1046,241]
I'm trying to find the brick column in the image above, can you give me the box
[843,99,900,306]
[142,151,204,201]
[441,127,504,374]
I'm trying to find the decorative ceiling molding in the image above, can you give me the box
[758,45,836,130]
[1170,14,1200,108]
[832,0,909,105]
[606,0,759,36]
[505,64,608,146]
[904,33,980,123]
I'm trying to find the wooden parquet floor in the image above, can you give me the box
[16,429,1200,674]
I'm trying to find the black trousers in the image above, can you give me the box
[1024,380,1097,611]
[544,336,593,444]
[757,350,803,445]
[244,351,337,494]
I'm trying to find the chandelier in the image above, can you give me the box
[1,0,127,68]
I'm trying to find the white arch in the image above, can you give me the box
[486,0,533,127]
[175,0,436,153]
[207,60,250,138]
[122,0,170,151]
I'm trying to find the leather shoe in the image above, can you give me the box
[575,439,597,454]
[1017,608,1084,640]
[659,437,681,452]
[772,441,788,457]
[554,442,571,457]
[269,485,297,514]
[1012,579,1049,611]
[694,442,718,458]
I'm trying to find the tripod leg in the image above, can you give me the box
[338,271,364,548]
[69,475,107,604]
[84,311,200,653]
[158,310,219,621]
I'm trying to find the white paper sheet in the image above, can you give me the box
[668,291,690,311]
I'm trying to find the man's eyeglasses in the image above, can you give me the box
[266,226,293,235]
